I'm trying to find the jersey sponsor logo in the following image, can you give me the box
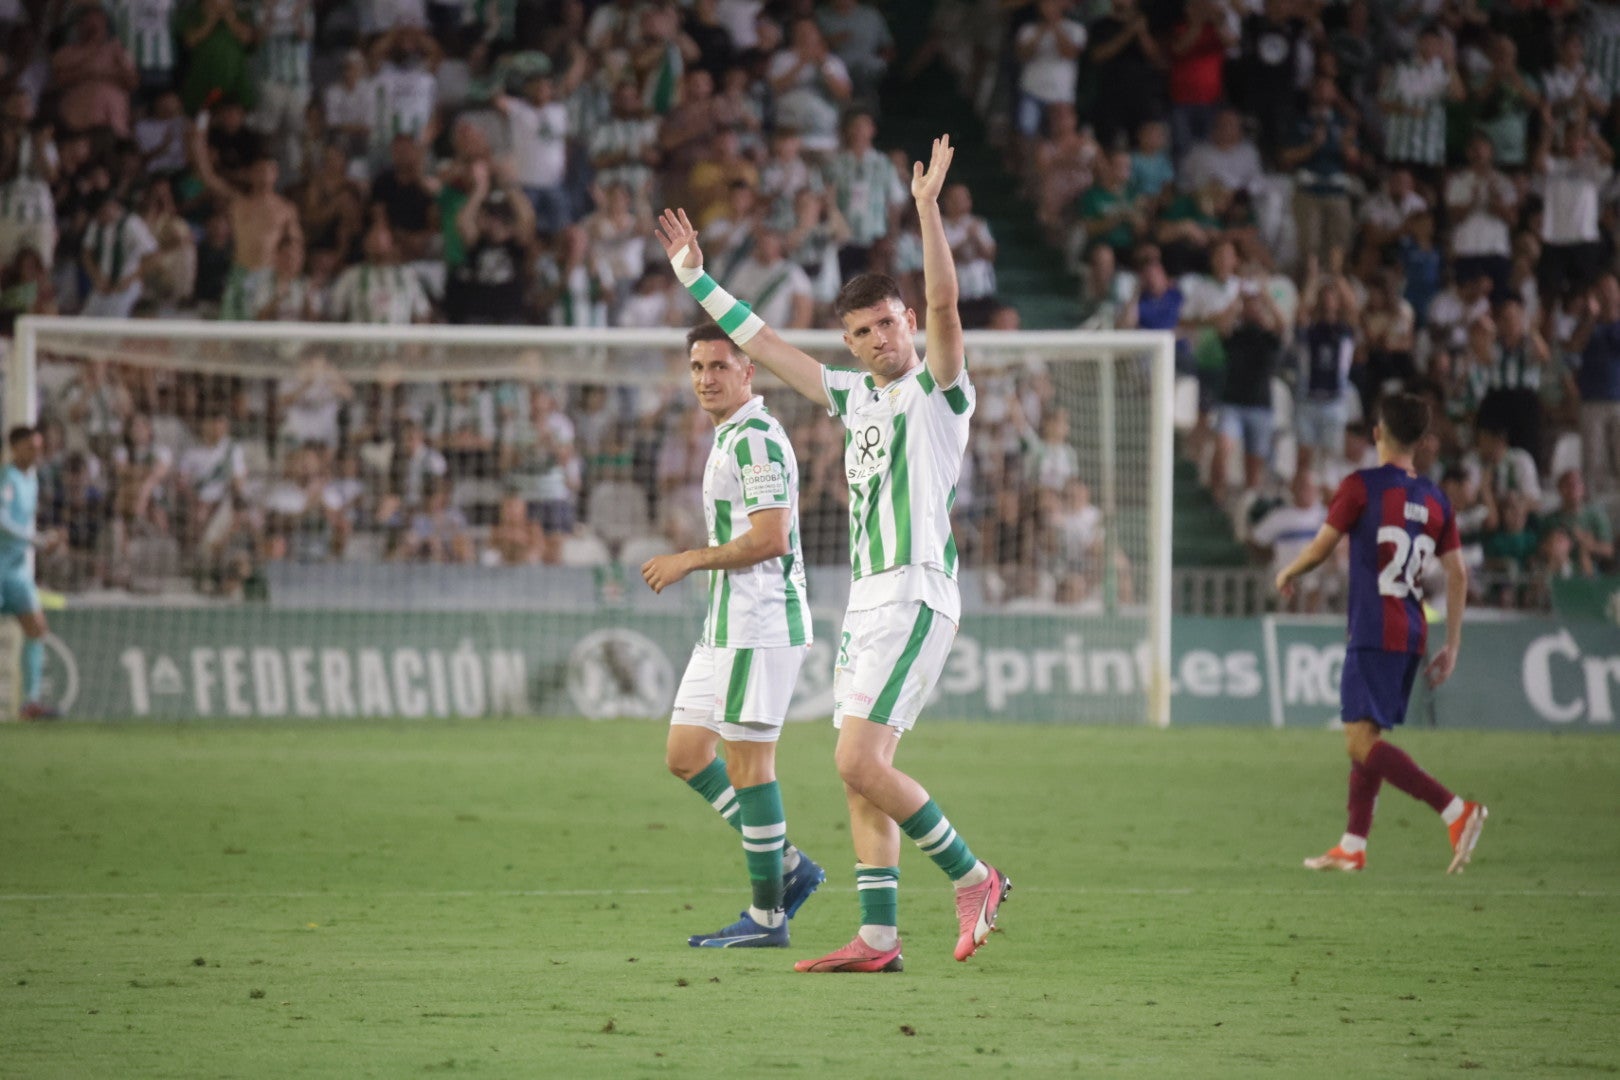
[742,461,786,500]
[847,424,887,481]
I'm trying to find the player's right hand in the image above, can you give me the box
[1274,569,1295,598]
[1425,645,1458,688]
[654,208,704,270]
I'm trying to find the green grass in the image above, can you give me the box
[2,721,1618,1079]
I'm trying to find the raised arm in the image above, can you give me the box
[188,122,239,204]
[912,135,964,387]
[654,207,830,407]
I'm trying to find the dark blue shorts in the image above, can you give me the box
[1340,648,1422,730]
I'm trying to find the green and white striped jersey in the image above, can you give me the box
[701,396,811,649]
[823,362,975,622]
[0,138,55,225]
[1381,56,1448,167]
[112,0,177,74]
[255,0,314,87]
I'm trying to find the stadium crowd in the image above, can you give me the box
[2,0,1619,613]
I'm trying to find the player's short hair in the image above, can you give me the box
[834,273,904,319]
[7,425,36,445]
[685,323,746,361]
[1376,393,1431,448]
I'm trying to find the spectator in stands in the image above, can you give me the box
[0,247,57,329]
[1357,167,1426,256]
[253,0,315,181]
[1166,0,1233,158]
[1251,469,1329,611]
[589,81,660,205]
[176,410,247,554]
[1130,121,1174,207]
[817,0,892,106]
[657,69,728,205]
[1470,34,1540,173]
[51,5,138,137]
[1447,133,1518,303]
[1076,149,1144,258]
[365,28,442,172]
[322,50,375,160]
[190,123,302,321]
[536,223,610,327]
[1013,0,1087,153]
[785,185,848,313]
[1295,259,1358,481]
[1179,108,1262,198]
[1476,296,1551,461]
[767,17,852,153]
[400,479,474,564]
[1546,468,1615,576]
[503,386,579,565]
[942,182,997,328]
[1482,491,1538,603]
[1284,74,1360,269]
[1379,24,1463,179]
[0,93,57,273]
[1077,241,1134,329]
[327,218,432,324]
[1235,0,1311,156]
[1466,420,1542,508]
[1541,31,1609,132]
[1121,249,1182,337]
[685,0,737,83]
[759,127,817,229]
[582,181,648,308]
[728,227,813,329]
[108,412,173,581]
[688,128,759,229]
[825,110,904,278]
[113,0,180,99]
[58,360,132,462]
[79,189,157,318]
[1212,282,1285,506]
[1535,120,1612,306]
[1572,272,1620,495]
[1087,0,1166,152]
[177,0,255,115]
[1032,103,1097,232]
[277,350,351,450]
[135,92,188,179]
[445,160,535,326]
[428,381,499,480]
[494,73,572,236]
[370,133,439,265]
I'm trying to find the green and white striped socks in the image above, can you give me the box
[737,781,786,926]
[901,799,987,886]
[856,864,900,950]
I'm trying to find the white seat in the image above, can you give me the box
[618,535,673,568]
[560,531,611,567]
[585,480,652,548]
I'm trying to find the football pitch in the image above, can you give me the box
[2,719,1617,1079]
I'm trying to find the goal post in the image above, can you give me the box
[9,316,1174,726]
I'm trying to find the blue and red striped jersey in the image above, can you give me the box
[1326,464,1461,654]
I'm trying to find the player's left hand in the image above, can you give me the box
[1425,645,1457,688]
[911,134,954,204]
[1274,569,1295,599]
[642,553,691,593]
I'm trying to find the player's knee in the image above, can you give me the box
[665,746,710,781]
[833,744,884,795]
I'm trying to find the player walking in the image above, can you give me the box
[655,135,1010,973]
[1276,393,1487,874]
[2,426,60,719]
[641,325,826,947]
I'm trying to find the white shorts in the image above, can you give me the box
[833,601,957,733]
[670,642,809,742]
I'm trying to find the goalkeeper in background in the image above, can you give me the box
[2,425,60,719]
[655,135,1011,973]
[640,324,826,948]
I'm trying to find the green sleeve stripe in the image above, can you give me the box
[917,368,936,394]
[829,387,849,415]
[717,299,755,335]
[943,383,970,415]
[689,273,718,302]
[741,419,773,433]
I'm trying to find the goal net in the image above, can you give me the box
[7,317,1173,725]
